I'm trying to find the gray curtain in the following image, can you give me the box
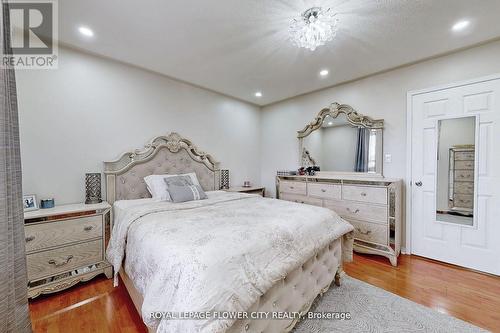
[354,127,369,172]
[0,2,32,332]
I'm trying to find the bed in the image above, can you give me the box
[104,132,354,333]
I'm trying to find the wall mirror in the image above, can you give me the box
[298,102,384,176]
[436,116,476,226]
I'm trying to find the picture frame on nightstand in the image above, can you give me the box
[23,194,38,211]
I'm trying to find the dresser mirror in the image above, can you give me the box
[436,116,476,226]
[298,102,384,176]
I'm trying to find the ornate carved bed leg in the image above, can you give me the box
[389,255,398,267]
[334,268,343,286]
[104,266,113,279]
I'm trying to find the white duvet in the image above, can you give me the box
[106,191,353,333]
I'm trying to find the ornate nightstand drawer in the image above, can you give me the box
[25,215,102,253]
[24,202,112,298]
[27,239,102,281]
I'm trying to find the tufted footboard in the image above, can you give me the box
[120,237,344,333]
[227,237,343,333]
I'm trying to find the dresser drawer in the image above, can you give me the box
[27,239,102,281]
[25,215,102,253]
[280,193,322,207]
[455,151,475,161]
[454,170,474,182]
[342,185,387,205]
[279,181,307,195]
[324,200,388,224]
[453,194,473,209]
[454,181,474,195]
[308,183,341,199]
[454,160,474,170]
[349,219,388,245]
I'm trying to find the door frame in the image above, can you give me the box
[405,73,500,254]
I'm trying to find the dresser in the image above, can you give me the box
[449,146,474,213]
[276,175,402,266]
[24,202,112,298]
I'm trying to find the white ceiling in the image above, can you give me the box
[59,0,500,105]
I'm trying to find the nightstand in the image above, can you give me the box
[225,186,265,197]
[24,202,112,298]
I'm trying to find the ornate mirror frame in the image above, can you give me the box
[297,102,385,177]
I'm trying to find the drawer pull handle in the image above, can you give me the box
[346,208,360,214]
[83,225,94,231]
[321,189,326,192]
[48,255,74,267]
[356,227,372,235]
[360,192,367,197]
[25,236,35,242]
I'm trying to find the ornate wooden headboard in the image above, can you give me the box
[104,132,220,204]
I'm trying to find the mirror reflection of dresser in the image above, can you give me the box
[449,146,475,213]
[276,102,402,266]
[435,116,476,226]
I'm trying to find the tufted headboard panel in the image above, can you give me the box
[104,132,220,204]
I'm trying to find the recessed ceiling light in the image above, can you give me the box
[255,92,262,97]
[78,26,94,37]
[452,20,470,32]
[319,69,329,76]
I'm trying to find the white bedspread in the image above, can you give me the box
[106,191,353,333]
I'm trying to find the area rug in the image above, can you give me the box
[294,276,486,333]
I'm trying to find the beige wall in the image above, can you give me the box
[17,46,261,204]
[261,40,500,249]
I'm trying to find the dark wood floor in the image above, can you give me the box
[29,253,500,332]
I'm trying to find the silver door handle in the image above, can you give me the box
[415,181,423,187]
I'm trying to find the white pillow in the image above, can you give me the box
[144,173,201,201]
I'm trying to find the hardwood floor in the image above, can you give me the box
[344,253,500,332]
[29,253,500,332]
[29,276,147,333]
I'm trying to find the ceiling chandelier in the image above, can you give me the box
[289,7,338,51]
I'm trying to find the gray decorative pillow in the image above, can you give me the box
[163,175,193,187]
[166,183,208,203]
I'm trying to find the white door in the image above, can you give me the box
[410,76,500,275]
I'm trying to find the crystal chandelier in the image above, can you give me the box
[289,7,338,51]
